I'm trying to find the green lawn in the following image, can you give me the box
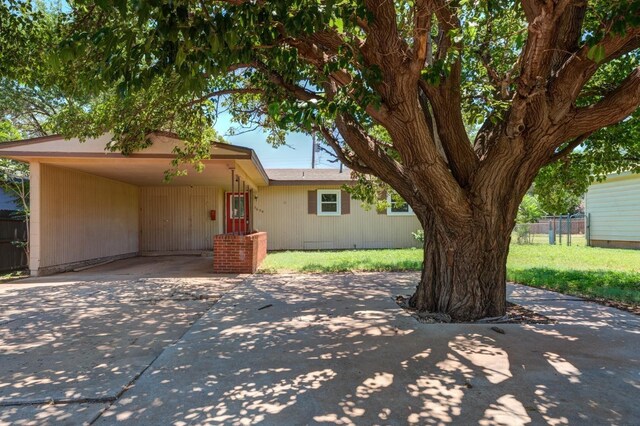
[260,244,640,305]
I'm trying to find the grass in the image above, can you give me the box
[260,248,424,274]
[259,243,640,305]
[0,269,28,283]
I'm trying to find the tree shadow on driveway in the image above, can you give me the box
[0,256,243,425]
[95,273,640,425]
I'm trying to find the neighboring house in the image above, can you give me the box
[0,187,18,211]
[585,172,640,249]
[0,133,421,276]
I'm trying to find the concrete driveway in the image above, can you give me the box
[2,268,639,425]
[0,256,244,425]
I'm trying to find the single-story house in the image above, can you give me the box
[0,133,421,276]
[585,172,640,249]
[0,188,18,212]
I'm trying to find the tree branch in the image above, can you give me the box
[418,79,478,188]
[563,67,640,140]
[318,126,373,175]
[411,0,432,75]
[186,88,264,106]
[334,114,417,205]
[545,132,592,165]
[550,26,640,120]
[253,61,323,102]
[521,0,542,23]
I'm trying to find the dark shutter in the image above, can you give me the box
[308,190,317,214]
[341,191,351,215]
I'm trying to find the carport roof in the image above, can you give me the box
[0,132,270,188]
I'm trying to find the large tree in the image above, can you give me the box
[7,0,640,320]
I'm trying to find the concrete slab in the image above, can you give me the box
[0,403,109,426]
[507,284,584,301]
[0,256,243,424]
[95,273,640,425]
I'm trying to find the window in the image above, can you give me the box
[317,190,341,216]
[231,194,245,218]
[387,194,414,216]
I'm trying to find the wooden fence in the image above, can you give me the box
[0,218,27,272]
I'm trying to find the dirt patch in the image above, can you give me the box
[395,295,555,324]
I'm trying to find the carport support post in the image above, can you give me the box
[29,161,41,276]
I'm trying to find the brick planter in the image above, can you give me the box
[213,232,267,274]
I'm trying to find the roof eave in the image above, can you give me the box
[268,180,354,186]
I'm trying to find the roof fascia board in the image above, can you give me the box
[268,180,354,186]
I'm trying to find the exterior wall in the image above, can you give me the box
[585,173,640,248]
[213,232,267,273]
[0,188,18,211]
[139,186,222,252]
[38,164,139,273]
[255,185,422,250]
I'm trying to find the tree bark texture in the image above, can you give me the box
[409,212,512,321]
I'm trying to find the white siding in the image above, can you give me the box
[139,186,222,252]
[39,164,139,268]
[255,185,422,250]
[586,174,640,242]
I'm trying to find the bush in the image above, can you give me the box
[514,223,532,244]
[412,229,424,243]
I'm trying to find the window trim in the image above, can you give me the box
[317,189,342,216]
[386,194,414,216]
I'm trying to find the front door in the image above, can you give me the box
[226,192,249,234]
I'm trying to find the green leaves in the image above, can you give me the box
[587,44,606,63]
[516,194,545,224]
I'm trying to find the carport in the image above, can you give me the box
[0,132,269,276]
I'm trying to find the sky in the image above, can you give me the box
[214,112,339,170]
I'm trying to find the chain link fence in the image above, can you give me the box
[512,214,587,246]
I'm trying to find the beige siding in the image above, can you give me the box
[40,164,139,268]
[139,186,222,252]
[255,185,421,250]
[586,174,640,242]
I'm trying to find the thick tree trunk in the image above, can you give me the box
[409,215,513,321]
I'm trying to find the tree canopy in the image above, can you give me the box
[2,0,640,319]
[2,1,639,192]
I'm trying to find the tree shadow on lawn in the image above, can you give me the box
[508,267,640,305]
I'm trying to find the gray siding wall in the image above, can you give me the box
[139,186,223,252]
[39,164,139,268]
[586,174,640,243]
[255,185,422,250]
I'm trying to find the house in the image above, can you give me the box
[0,187,18,212]
[0,133,421,276]
[257,169,420,251]
[585,172,640,249]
